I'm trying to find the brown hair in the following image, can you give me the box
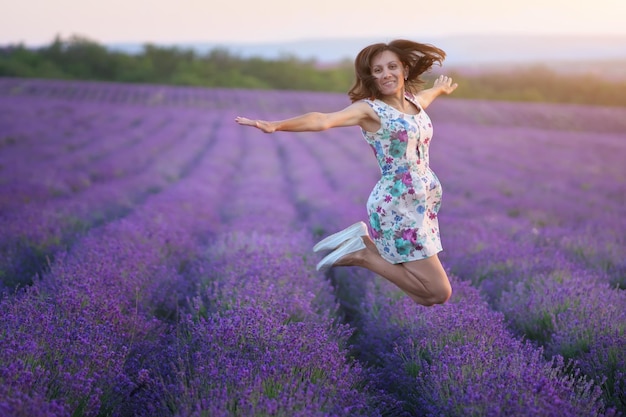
[347,39,446,102]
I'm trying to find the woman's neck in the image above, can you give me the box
[381,90,418,114]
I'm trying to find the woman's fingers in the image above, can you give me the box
[235,116,254,126]
[435,75,458,94]
[235,117,274,133]
[435,75,452,85]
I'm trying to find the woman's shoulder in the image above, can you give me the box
[343,100,381,131]
[358,97,380,108]
[404,91,423,110]
[404,90,417,102]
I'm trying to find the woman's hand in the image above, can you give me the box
[416,75,458,108]
[235,116,276,133]
[433,75,458,95]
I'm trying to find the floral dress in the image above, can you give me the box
[361,93,443,263]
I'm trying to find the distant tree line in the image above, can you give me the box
[1,35,625,107]
[0,35,354,93]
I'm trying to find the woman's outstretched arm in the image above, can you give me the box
[416,75,458,109]
[235,101,377,133]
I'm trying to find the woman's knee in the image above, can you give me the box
[433,283,452,304]
[404,257,451,305]
[425,287,451,306]
[412,283,451,306]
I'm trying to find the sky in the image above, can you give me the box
[2,0,626,47]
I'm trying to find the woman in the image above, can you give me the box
[235,39,457,306]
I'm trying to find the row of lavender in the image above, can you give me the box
[431,100,626,414]
[1,77,625,415]
[0,86,375,415]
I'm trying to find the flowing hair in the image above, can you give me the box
[348,39,446,103]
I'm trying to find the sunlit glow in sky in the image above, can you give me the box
[3,0,626,45]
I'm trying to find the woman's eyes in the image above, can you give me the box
[373,65,397,74]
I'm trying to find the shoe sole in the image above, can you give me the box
[313,221,368,252]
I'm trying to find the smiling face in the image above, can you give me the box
[370,50,407,96]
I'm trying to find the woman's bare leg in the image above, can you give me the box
[333,236,452,306]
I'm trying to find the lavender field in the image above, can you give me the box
[0,77,625,417]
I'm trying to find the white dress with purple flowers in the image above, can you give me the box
[361,93,443,263]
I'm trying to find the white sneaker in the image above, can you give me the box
[316,236,366,272]
[313,221,368,253]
